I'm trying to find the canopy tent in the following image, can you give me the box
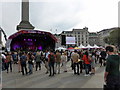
[93,44,100,48]
[99,46,104,49]
[86,44,93,49]
[55,47,66,51]
[78,44,86,49]
[74,47,80,49]
[67,47,74,50]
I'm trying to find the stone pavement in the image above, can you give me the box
[2,62,105,88]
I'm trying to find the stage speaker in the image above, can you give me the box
[61,35,66,45]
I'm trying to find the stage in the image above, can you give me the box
[6,30,57,51]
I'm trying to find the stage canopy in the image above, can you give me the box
[6,30,57,51]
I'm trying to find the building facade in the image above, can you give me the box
[89,32,99,46]
[54,27,118,48]
[56,27,89,48]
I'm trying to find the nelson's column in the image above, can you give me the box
[17,0,34,30]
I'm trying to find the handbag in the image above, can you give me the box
[103,82,108,90]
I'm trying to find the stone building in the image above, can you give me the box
[54,27,118,48]
[89,32,99,46]
[56,27,89,48]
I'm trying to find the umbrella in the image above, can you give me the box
[74,47,80,49]
[67,47,74,50]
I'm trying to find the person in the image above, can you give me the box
[20,52,28,75]
[78,51,83,73]
[48,50,56,76]
[100,49,107,67]
[44,50,50,74]
[70,51,74,70]
[6,52,13,73]
[12,52,18,64]
[17,51,21,73]
[71,50,80,75]
[82,51,91,76]
[91,52,96,74]
[55,50,61,74]
[61,52,68,72]
[35,51,42,71]
[104,45,120,89]
[2,52,6,71]
[95,50,100,63]
[27,52,34,74]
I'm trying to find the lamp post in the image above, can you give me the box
[0,27,7,42]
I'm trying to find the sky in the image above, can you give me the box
[0,0,120,44]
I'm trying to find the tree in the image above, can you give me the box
[104,36,110,44]
[104,28,120,50]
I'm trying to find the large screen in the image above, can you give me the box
[66,37,76,44]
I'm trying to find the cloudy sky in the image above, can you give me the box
[0,0,119,43]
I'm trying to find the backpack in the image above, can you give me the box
[49,54,55,62]
[20,55,26,64]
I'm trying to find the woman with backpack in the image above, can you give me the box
[20,52,28,75]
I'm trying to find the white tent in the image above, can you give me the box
[78,44,86,49]
[55,47,66,51]
[93,44,100,48]
[86,44,93,49]
[99,46,104,49]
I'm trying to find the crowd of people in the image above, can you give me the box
[1,45,120,89]
[2,48,110,76]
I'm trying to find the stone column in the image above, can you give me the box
[17,0,34,30]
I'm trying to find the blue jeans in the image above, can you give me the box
[28,64,33,74]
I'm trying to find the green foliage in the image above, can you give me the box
[104,28,120,49]
[104,36,110,44]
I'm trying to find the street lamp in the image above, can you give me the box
[0,27,7,41]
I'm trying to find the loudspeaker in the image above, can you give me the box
[61,35,66,45]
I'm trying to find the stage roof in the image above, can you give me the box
[8,30,57,42]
